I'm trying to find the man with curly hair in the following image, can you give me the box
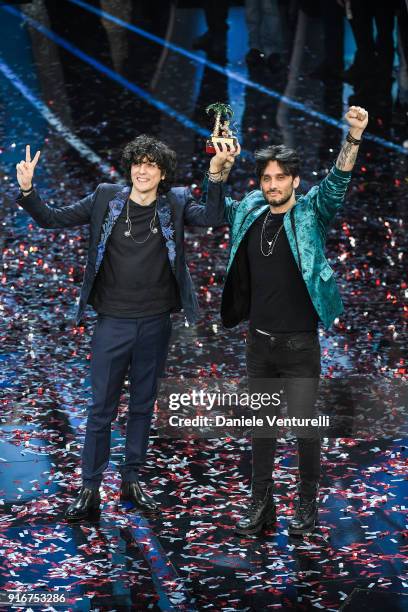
[15,134,239,522]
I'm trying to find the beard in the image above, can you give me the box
[262,187,294,208]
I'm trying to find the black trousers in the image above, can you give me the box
[246,329,321,498]
[81,312,172,489]
[350,0,396,82]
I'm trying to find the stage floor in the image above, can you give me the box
[0,1,407,610]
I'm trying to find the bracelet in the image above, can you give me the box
[346,132,361,145]
[208,169,224,176]
[20,184,34,193]
[206,171,223,183]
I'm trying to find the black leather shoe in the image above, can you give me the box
[65,487,101,523]
[288,492,318,536]
[235,485,276,536]
[120,481,158,513]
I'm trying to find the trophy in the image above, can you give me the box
[205,102,237,154]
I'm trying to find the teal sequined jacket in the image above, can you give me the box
[218,165,352,329]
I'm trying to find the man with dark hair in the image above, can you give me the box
[15,134,239,522]
[218,106,368,536]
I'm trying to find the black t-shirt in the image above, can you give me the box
[89,198,180,317]
[246,210,319,332]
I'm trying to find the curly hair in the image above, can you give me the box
[254,144,300,180]
[121,134,177,193]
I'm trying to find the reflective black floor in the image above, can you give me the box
[0,1,407,610]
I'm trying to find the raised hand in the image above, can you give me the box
[222,141,241,174]
[16,145,41,193]
[209,141,241,179]
[344,105,368,137]
[335,106,368,172]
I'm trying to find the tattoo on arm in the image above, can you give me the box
[336,141,359,171]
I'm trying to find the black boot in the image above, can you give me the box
[65,487,101,523]
[120,481,158,513]
[235,485,276,536]
[288,485,319,536]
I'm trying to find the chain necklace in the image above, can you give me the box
[260,210,284,257]
[124,197,158,244]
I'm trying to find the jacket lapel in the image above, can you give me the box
[283,201,301,269]
[95,186,130,274]
[227,203,267,272]
[95,188,176,276]
[157,193,176,272]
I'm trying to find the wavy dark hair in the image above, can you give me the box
[121,134,177,193]
[254,144,300,180]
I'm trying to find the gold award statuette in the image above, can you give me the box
[205,102,237,154]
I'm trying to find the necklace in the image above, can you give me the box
[124,198,158,244]
[260,210,283,256]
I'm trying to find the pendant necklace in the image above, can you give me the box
[260,210,283,257]
[124,198,158,244]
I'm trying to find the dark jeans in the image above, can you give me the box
[81,312,172,489]
[246,329,321,498]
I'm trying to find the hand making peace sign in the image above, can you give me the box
[16,145,41,193]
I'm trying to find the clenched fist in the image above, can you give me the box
[344,106,368,137]
[16,145,41,194]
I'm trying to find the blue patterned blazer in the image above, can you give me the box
[16,181,225,324]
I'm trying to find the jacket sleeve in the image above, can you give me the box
[195,173,241,227]
[15,185,101,229]
[310,165,352,230]
[223,195,242,226]
[183,180,227,227]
